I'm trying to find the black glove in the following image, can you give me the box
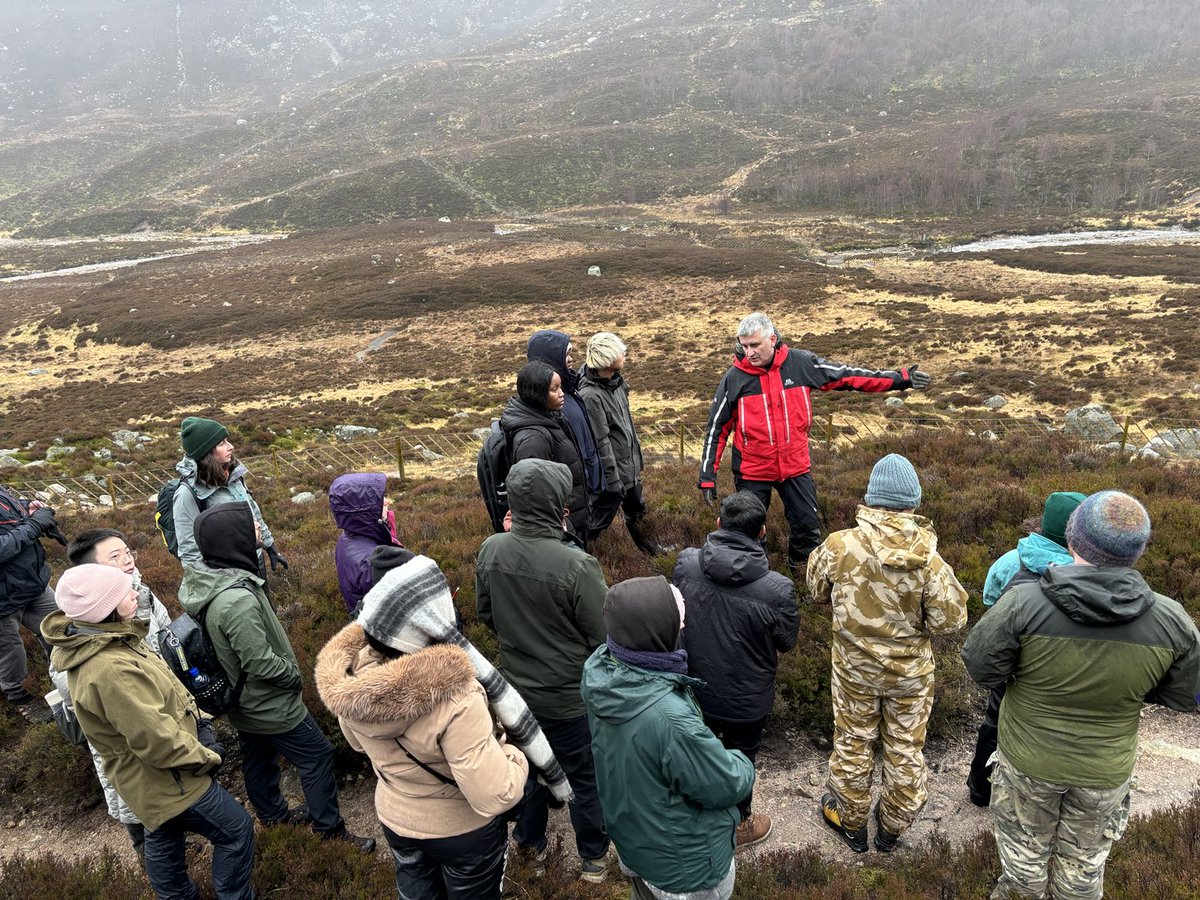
[902,364,931,391]
[45,524,68,546]
[29,507,57,536]
[265,545,289,572]
[196,719,227,765]
[700,486,718,508]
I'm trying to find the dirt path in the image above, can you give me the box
[4,708,1197,872]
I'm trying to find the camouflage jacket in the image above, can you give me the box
[807,505,968,687]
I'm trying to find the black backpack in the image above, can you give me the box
[155,479,206,557]
[477,422,515,533]
[158,590,248,717]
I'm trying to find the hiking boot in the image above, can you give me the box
[736,813,773,850]
[579,855,610,883]
[324,828,376,854]
[873,804,901,853]
[821,793,868,853]
[10,693,54,724]
[283,805,311,826]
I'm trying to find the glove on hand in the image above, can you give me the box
[700,486,718,508]
[266,545,289,572]
[903,364,931,390]
[29,507,57,536]
[195,719,227,767]
[45,524,68,546]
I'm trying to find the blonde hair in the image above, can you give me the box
[586,332,627,369]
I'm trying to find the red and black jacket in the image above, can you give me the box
[698,344,912,486]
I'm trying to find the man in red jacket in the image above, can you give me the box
[698,312,929,578]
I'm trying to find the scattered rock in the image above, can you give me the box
[47,483,68,496]
[438,216,452,223]
[291,491,317,505]
[98,495,113,507]
[980,430,999,441]
[807,772,821,786]
[587,265,602,277]
[1139,447,1161,459]
[983,395,1007,409]
[1141,427,1200,459]
[0,456,21,469]
[471,428,492,441]
[333,425,379,442]
[414,445,445,462]
[22,460,46,468]
[452,411,469,419]
[27,368,47,376]
[950,371,972,381]
[884,397,905,408]
[46,445,76,460]
[111,429,141,450]
[93,448,113,461]
[1063,404,1123,442]
[371,254,382,264]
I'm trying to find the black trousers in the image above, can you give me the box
[967,684,1007,805]
[734,471,820,567]
[238,710,343,835]
[513,714,609,860]
[588,481,648,538]
[382,817,507,900]
[703,714,767,820]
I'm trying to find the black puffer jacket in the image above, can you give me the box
[673,529,799,722]
[0,485,51,615]
[499,397,589,539]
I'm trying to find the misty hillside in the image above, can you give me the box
[3,0,1200,236]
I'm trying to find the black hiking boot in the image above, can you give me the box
[873,803,901,853]
[821,793,868,853]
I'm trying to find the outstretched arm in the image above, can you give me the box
[698,370,738,490]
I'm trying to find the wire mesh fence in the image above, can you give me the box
[6,413,1200,511]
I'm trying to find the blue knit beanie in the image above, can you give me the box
[865,454,922,510]
[1064,490,1150,567]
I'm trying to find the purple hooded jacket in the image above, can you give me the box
[329,473,402,614]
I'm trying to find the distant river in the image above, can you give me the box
[0,232,287,283]
[947,227,1200,253]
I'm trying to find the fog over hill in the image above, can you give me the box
[3,0,1200,237]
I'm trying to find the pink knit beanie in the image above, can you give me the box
[56,564,133,623]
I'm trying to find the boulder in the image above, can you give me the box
[414,445,445,462]
[93,448,113,461]
[1063,405,1123,442]
[587,265,602,277]
[471,428,492,441]
[983,395,1007,409]
[333,425,379,443]
[1140,428,1200,459]
[47,483,68,496]
[291,491,317,505]
[46,446,76,460]
[27,368,47,376]
[111,429,141,450]
[884,397,905,408]
[0,456,21,469]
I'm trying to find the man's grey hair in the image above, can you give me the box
[737,312,775,340]
[585,332,627,370]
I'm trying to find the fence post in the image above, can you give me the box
[106,475,118,509]
[396,439,406,482]
[1119,416,1131,453]
[826,414,836,449]
[678,426,685,462]
[272,448,280,478]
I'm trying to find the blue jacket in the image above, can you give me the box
[0,485,50,615]
[983,533,1073,607]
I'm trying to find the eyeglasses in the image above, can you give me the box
[107,548,137,564]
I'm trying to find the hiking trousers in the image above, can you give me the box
[989,750,1130,900]
[826,666,933,834]
[733,472,820,569]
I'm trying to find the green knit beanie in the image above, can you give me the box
[1040,491,1087,548]
[180,417,229,461]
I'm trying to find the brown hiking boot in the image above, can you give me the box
[821,793,868,853]
[735,813,773,850]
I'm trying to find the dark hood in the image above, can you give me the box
[527,329,579,392]
[507,457,571,539]
[500,396,564,434]
[604,576,680,653]
[194,501,260,573]
[1041,564,1157,626]
[700,529,771,586]
[329,473,392,543]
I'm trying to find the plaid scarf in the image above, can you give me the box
[357,555,572,802]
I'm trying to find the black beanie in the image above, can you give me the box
[194,502,260,573]
[603,575,680,653]
[369,545,418,587]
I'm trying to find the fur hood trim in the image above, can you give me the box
[316,623,477,725]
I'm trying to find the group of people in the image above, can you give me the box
[0,311,1197,900]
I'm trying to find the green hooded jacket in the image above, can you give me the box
[40,611,220,830]
[475,458,608,720]
[581,646,755,893]
[179,566,306,735]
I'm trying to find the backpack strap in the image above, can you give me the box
[395,737,458,787]
[195,580,256,700]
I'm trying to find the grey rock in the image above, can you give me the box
[452,411,470,419]
[0,456,21,469]
[27,368,47,376]
[414,444,445,462]
[46,445,76,460]
[981,430,999,441]
[1063,405,1123,442]
[983,395,1007,409]
[1139,446,1162,459]
[47,483,68,496]
[291,491,317,505]
[471,428,492,441]
[587,265,602,277]
[93,448,113,461]
[22,460,46,468]
[111,429,141,450]
[950,371,971,381]
[1143,428,1200,459]
[98,495,114,508]
[884,396,905,408]
[0,448,19,457]
[333,424,379,442]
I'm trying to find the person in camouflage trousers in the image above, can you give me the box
[963,491,1200,899]
[807,454,967,853]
